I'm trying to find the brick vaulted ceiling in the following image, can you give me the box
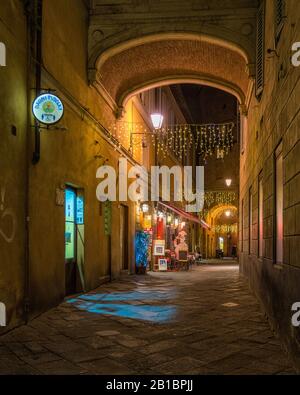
[98,39,250,108]
[88,0,258,111]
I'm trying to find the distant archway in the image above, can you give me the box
[207,205,238,258]
[209,205,238,221]
[121,76,245,109]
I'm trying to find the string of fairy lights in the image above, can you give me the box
[198,191,237,220]
[105,121,238,232]
[108,121,235,160]
[203,191,237,207]
[211,224,238,234]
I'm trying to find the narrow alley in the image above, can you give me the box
[1,0,300,379]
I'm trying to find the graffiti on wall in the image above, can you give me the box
[0,186,16,243]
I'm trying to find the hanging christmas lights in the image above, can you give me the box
[211,224,238,234]
[109,121,235,160]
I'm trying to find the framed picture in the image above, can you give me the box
[153,240,165,256]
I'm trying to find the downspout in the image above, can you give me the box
[23,0,43,323]
[32,0,43,165]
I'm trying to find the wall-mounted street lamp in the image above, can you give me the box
[142,203,149,213]
[158,211,164,220]
[151,87,164,130]
[225,179,232,187]
[151,113,164,129]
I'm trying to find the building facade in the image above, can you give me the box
[0,0,201,331]
[239,0,300,367]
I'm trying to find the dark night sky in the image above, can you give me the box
[171,84,238,125]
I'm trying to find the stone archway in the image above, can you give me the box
[88,0,258,75]
[207,205,239,258]
[88,0,258,116]
[90,36,253,116]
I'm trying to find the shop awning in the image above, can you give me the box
[158,202,210,230]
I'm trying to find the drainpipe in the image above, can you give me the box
[32,0,43,165]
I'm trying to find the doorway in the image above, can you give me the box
[65,186,85,295]
[120,204,129,270]
[206,235,209,258]
[219,237,224,251]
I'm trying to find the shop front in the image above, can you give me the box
[134,201,209,273]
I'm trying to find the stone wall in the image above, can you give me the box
[240,0,300,368]
[0,0,138,329]
[0,0,201,331]
[0,0,28,332]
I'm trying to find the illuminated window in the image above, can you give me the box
[275,142,283,264]
[219,237,224,251]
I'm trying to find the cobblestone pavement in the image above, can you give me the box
[0,261,297,375]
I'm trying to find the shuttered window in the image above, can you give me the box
[256,1,265,98]
[275,0,285,43]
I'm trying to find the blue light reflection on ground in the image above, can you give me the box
[68,290,176,323]
[72,290,174,302]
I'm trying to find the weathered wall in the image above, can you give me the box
[26,0,200,319]
[0,0,28,331]
[240,0,300,368]
[26,0,138,318]
[0,0,203,328]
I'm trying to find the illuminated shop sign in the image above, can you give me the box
[32,93,64,125]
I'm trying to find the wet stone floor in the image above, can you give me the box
[0,261,297,375]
